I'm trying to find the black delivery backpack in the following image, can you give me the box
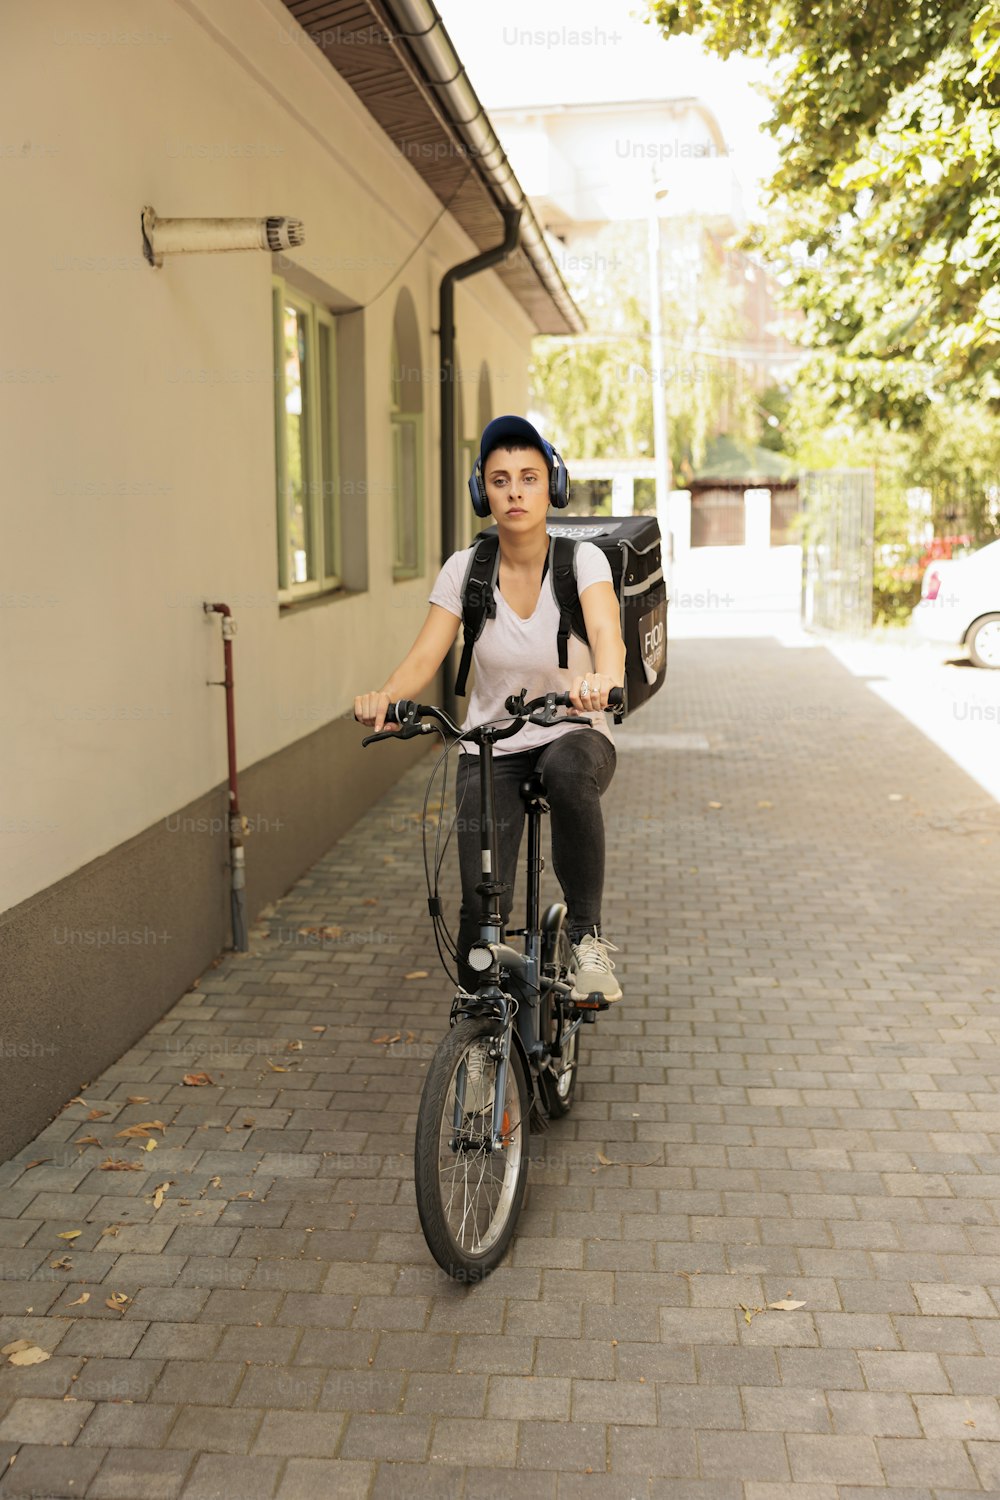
[455,515,668,718]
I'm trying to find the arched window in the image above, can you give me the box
[454,342,477,552]
[390,289,424,579]
[472,361,494,536]
[477,360,493,436]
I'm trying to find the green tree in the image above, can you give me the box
[530,218,756,480]
[646,0,1000,421]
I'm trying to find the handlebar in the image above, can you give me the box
[359,687,623,749]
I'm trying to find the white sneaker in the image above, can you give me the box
[570,931,622,1002]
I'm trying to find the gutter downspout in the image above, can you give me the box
[438,207,521,723]
[439,205,522,567]
[378,0,584,338]
[203,602,249,952]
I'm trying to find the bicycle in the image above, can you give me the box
[361,685,623,1281]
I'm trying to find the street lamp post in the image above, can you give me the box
[647,179,671,528]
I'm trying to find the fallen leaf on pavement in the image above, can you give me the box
[57,1231,82,1242]
[67,1293,90,1307]
[126,1096,150,1105]
[404,971,428,980]
[757,800,773,809]
[86,1109,109,1121]
[150,1182,172,1210]
[116,1121,167,1139]
[208,1176,222,1189]
[768,1299,807,1312]
[182,1073,214,1086]
[74,1136,102,1148]
[373,1034,401,1046]
[286,1040,303,1052]
[266,1061,288,1072]
[4,1344,50,1367]
[23,1159,52,1171]
[49,1257,73,1271]
[310,1026,326,1034]
[144,1140,157,1152]
[708,801,722,809]
[105,1292,130,1313]
[99,1158,144,1172]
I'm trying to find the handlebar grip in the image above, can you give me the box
[608,687,624,712]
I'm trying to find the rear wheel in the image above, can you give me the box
[414,1017,529,1280]
[968,614,1000,669]
[539,905,580,1117]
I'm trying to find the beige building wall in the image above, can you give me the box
[0,0,535,1156]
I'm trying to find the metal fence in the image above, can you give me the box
[800,468,876,633]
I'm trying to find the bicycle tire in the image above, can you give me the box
[414,1016,529,1280]
[538,904,580,1118]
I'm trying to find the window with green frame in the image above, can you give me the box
[272,278,340,599]
[390,298,424,580]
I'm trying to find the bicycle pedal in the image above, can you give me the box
[574,992,611,1012]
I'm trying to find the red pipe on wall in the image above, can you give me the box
[204,602,248,950]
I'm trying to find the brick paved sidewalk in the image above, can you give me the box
[3,633,1000,1499]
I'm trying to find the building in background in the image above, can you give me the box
[0,0,581,1158]
[491,96,803,545]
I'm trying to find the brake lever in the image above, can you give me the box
[361,721,434,747]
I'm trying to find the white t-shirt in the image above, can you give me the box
[429,540,615,755]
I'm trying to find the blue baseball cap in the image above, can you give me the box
[479,414,554,472]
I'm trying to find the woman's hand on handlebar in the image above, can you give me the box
[568,674,621,716]
[353,691,397,733]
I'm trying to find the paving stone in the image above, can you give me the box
[518,1421,609,1473]
[859,1350,951,1393]
[0,1443,105,1497]
[276,1458,374,1499]
[786,1433,883,1484]
[339,1413,432,1462]
[743,1386,831,1432]
[77,1401,178,1448]
[876,1436,980,1488]
[698,1431,790,1481]
[149,1359,245,1405]
[166,1404,264,1454]
[87,1447,192,1499]
[182,1453,283,1499]
[828,1390,921,1437]
[0,1395,93,1445]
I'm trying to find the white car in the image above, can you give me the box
[913,538,1000,667]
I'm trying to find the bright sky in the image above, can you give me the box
[434,0,781,222]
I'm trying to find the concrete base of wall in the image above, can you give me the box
[0,714,432,1162]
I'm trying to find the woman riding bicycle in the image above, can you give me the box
[354,414,626,1001]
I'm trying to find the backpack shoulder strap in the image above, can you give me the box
[455,533,500,696]
[549,535,589,669]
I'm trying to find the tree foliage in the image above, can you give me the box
[530,218,757,482]
[647,0,1000,421]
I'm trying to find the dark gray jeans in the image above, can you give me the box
[454,729,617,990]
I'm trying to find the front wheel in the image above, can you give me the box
[968,614,1000,669]
[539,905,581,1117]
[414,1017,529,1280]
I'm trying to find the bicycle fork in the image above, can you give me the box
[451,1024,515,1152]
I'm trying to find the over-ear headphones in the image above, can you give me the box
[468,427,571,518]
